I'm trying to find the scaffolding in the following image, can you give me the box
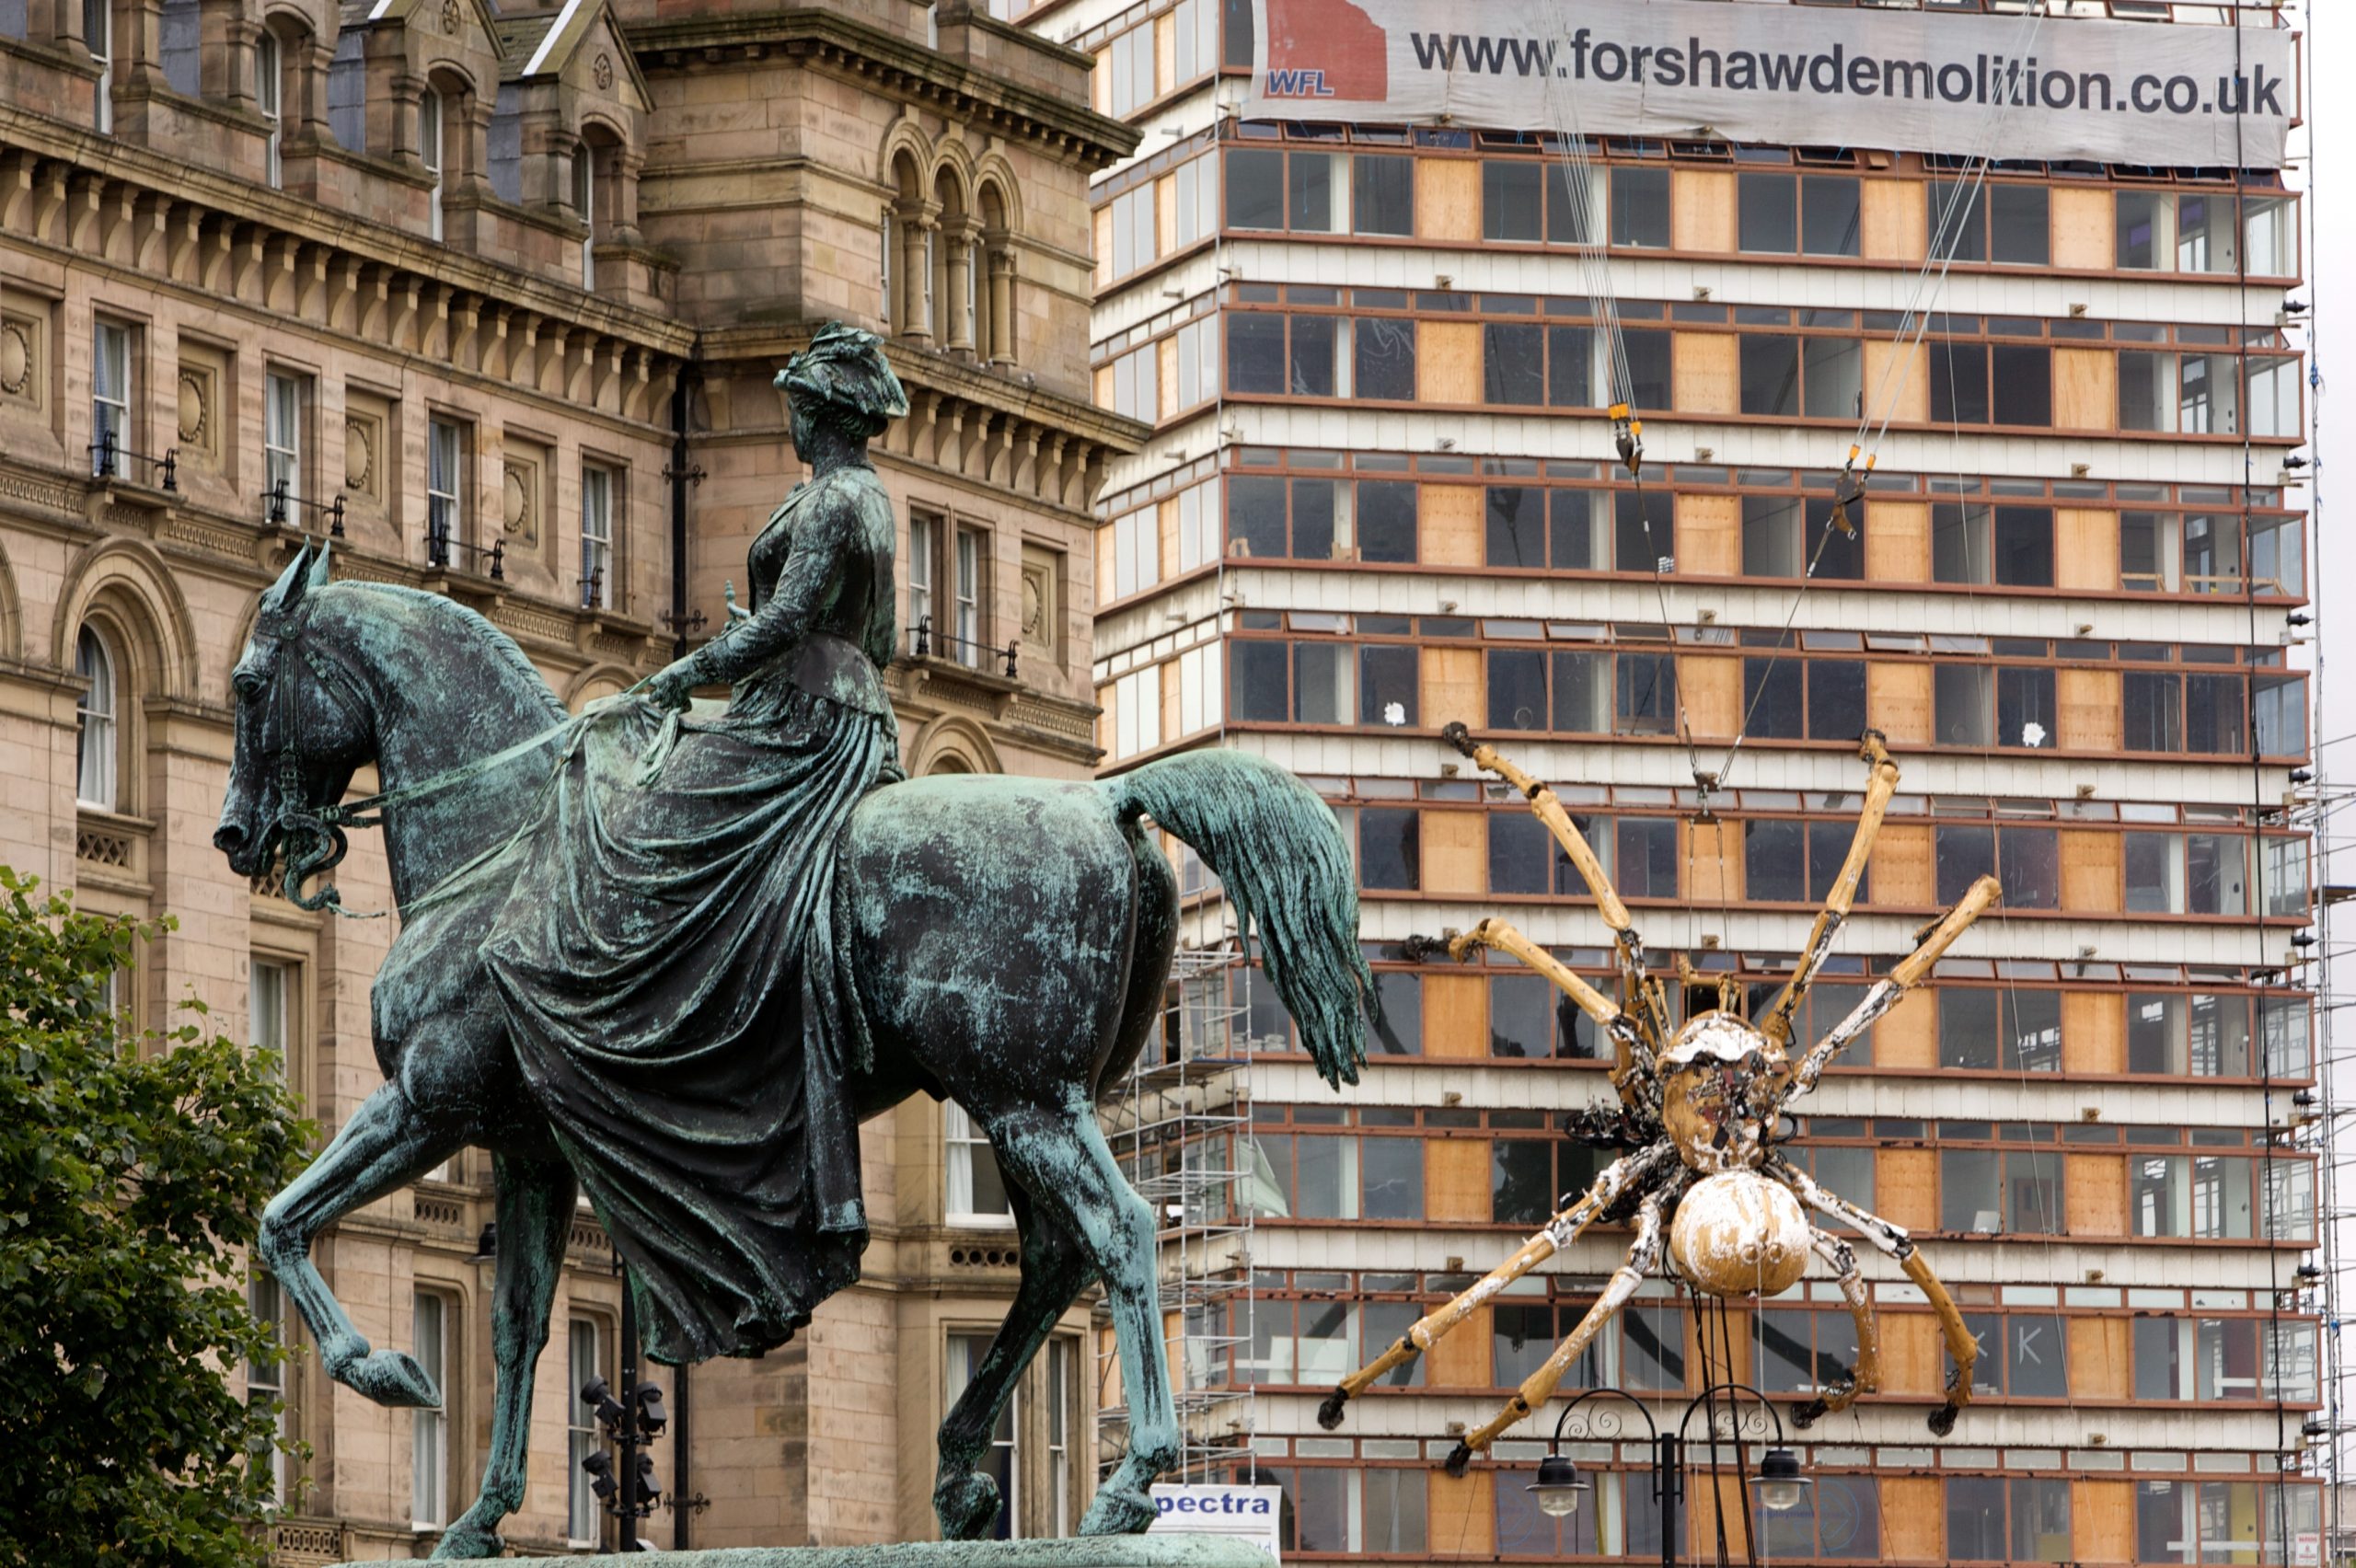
[1096,940,1264,1487]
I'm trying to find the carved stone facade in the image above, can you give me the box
[0,0,1138,1555]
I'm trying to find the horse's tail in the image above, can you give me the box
[1104,749,1370,1089]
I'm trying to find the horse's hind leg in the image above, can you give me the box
[434,1153,577,1560]
[934,1182,1093,1540]
[987,1110,1176,1537]
[258,1079,465,1407]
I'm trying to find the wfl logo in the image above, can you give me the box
[1264,66,1337,97]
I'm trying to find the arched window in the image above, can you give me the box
[418,86,444,240]
[75,627,118,810]
[256,31,283,188]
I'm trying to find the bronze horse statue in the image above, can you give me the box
[214,541,1369,1556]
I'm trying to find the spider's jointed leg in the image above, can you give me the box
[1792,1227,1880,1429]
[1776,1159,1976,1435]
[1317,1143,1672,1431]
[1444,1191,1669,1476]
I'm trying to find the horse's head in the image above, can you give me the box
[215,541,373,880]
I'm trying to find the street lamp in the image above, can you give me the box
[1527,1381,1810,1567]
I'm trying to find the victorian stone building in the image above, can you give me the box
[0,0,1137,1554]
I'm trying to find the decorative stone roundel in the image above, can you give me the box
[593,52,613,90]
[0,322,29,397]
[1020,572,1044,640]
[502,465,529,534]
[176,371,207,444]
[439,0,459,32]
[343,417,373,492]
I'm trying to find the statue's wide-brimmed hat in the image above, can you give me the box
[775,322,908,439]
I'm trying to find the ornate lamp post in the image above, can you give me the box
[1525,1381,1810,1568]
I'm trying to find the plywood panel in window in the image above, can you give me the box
[1417,158,1481,243]
[1862,178,1927,262]
[1867,661,1932,744]
[1682,816,1741,904]
[1882,1475,1945,1561]
[2064,1152,2128,1238]
[1153,12,1175,98]
[1421,644,1483,730]
[1160,659,1180,745]
[2055,346,2118,432]
[2062,989,2125,1074]
[1875,985,1937,1068]
[2059,829,2121,914]
[1672,331,1737,415]
[1880,1311,1943,1396]
[1877,1147,1937,1231]
[1671,168,1735,252]
[1862,338,1928,424]
[1428,1469,1493,1556]
[2068,1316,2131,1401]
[2072,1479,2135,1567]
[2055,508,2120,592]
[2058,668,2122,752]
[1872,823,1934,906]
[1419,319,1483,405]
[1864,500,1930,582]
[1678,493,1740,576]
[1157,336,1178,421]
[2051,187,2115,271]
[1426,1302,1489,1387]
[1158,496,1179,578]
[1424,972,1488,1058]
[1678,653,1741,742]
[1420,482,1483,569]
[1689,1471,1749,1551]
[1426,1136,1492,1223]
[1423,810,1484,896]
[1093,205,1113,286]
[1155,172,1176,253]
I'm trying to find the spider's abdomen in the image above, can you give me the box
[1670,1170,1812,1299]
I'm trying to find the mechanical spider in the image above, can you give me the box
[1315,724,2000,1474]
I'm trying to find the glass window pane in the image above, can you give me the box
[1484,323,1543,405]
[1611,167,1669,248]
[1354,317,1416,400]
[1738,172,1796,253]
[1801,176,1862,256]
[1484,161,1542,241]
[1227,147,1283,229]
[1741,335,1801,417]
[1353,156,1414,236]
[1990,184,2050,264]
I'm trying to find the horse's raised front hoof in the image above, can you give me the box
[1927,1402,1960,1437]
[1316,1387,1350,1430]
[933,1470,1002,1541]
[341,1347,442,1408]
[428,1522,504,1560]
[1079,1482,1158,1537]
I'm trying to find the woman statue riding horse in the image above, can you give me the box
[486,323,910,1365]
[214,320,1370,1554]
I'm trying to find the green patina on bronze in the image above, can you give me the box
[214,324,1369,1558]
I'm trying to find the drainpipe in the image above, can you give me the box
[668,356,698,661]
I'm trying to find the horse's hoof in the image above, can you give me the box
[343,1348,441,1408]
[934,1470,1001,1541]
[1927,1403,1959,1437]
[1079,1483,1158,1537]
[429,1523,504,1560]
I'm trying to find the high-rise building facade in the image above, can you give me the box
[1044,0,2323,1561]
[0,0,1138,1555]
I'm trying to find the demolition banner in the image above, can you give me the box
[1241,0,2294,169]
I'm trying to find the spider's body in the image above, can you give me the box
[1315,727,2000,1472]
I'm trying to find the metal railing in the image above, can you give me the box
[907,614,1017,680]
[87,431,176,490]
[259,479,346,536]
[427,519,504,581]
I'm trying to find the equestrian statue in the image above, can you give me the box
[213,324,1372,1557]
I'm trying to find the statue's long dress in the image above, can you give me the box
[485,465,901,1365]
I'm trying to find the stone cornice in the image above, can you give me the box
[0,104,696,367]
[624,7,1140,172]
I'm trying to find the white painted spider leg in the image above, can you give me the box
[1755,733,1902,1054]
[1790,1226,1880,1429]
[1316,1141,1675,1430]
[1789,873,2001,1097]
[1444,1188,1670,1475]
[1775,1158,1977,1435]
[1442,723,1674,1058]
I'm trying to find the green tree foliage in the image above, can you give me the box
[0,870,310,1567]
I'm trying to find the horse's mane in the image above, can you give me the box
[324,581,569,721]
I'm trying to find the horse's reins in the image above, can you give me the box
[263,617,636,917]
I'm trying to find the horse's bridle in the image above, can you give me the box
[257,613,377,916]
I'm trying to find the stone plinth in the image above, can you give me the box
[334,1539,1266,1568]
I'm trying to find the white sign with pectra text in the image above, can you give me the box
[1147,1483,1284,1562]
[1241,0,2294,169]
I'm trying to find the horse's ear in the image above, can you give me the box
[262,541,316,616]
[306,538,334,589]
